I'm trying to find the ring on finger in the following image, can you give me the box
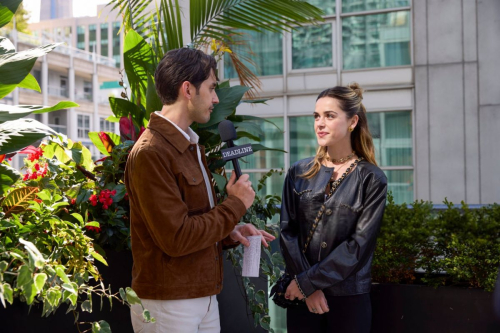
[312,308,317,313]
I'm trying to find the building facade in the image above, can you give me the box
[3,4,124,169]
[40,0,73,21]
[219,0,500,207]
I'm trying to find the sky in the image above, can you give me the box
[23,0,110,23]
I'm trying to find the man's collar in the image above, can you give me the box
[147,112,192,153]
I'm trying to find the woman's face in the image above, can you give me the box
[314,97,354,148]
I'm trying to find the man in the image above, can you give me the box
[125,48,274,332]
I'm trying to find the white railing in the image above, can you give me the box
[47,86,69,98]
[1,29,117,68]
[49,124,67,135]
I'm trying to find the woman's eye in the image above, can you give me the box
[313,114,319,119]
[327,114,335,119]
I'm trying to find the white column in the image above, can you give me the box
[68,37,77,141]
[41,55,49,125]
[92,55,99,134]
[12,25,18,105]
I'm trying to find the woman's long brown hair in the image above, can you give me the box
[301,82,377,179]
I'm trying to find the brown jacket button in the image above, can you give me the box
[325,209,332,215]
[189,146,194,151]
[192,177,196,182]
[321,242,327,248]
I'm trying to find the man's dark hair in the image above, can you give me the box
[154,48,217,105]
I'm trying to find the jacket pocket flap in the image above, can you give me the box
[181,170,204,186]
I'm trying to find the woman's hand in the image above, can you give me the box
[306,290,329,315]
[285,279,305,301]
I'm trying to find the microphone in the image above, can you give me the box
[218,120,254,180]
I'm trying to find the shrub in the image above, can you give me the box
[372,194,500,291]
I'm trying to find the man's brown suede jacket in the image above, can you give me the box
[124,113,247,300]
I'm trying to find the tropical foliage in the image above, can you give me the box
[0,0,325,331]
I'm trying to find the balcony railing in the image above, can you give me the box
[76,93,93,102]
[0,29,117,68]
[47,86,69,98]
[49,124,67,135]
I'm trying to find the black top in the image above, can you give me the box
[280,157,388,297]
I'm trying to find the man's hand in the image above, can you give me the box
[305,290,329,315]
[229,223,275,247]
[226,172,255,209]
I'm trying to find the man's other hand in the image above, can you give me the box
[226,172,255,209]
[229,223,276,247]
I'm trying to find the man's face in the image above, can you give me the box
[188,70,219,124]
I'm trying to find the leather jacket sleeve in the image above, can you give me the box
[280,168,311,275]
[296,175,387,297]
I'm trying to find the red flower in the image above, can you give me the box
[19,146,44,162]
[71,198,76,205]
[34,198,42,204]
[89,194,98,206]
[98,131,115,153]
[85,225,101,233]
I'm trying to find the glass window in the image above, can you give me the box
[112,22,121,68]
[289,115,318,164]
[342,11,411,70]
[89,24,97,53]
[342,0,410,13]
[77,115,90,139]
[100,117,115,132]
[224,30,283,79]
[101,23,109,57]
[83,81,93,101]
[305,0,335,15]
[225,117,285,170]
[367,111,412,167]
[292,23,333,70]
[385,169,413,204]
[77,25,85,50]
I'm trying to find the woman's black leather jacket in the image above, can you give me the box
[280,158,387,297]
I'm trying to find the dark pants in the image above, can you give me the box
[287,293,372,333]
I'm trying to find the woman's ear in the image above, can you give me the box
[350,115,359,130]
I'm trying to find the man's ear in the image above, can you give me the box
[180,81,193,100]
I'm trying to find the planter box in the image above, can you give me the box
[0,250,265,332]
[371,283,500,333]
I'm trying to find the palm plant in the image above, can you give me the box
[102,1,323,331]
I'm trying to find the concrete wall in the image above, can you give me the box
[413,0,499,204]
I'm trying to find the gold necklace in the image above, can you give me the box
[325,151,355,163]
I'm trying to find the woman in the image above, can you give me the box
[280,83,387,333]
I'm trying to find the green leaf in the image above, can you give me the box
[62,282,77,295]
[36,189,51,202]
[0,119,57,155]
[0,36,15,54]
[105,115,120,123]
[53,145,71,163]
[88,132,110,156]
[82,300,92,313]
[17,265,32,286]
[108,97,144,129]
[71,213,84,226]
[0,101,79,124]
[255,289,266,304]
[55,266,70,284]
[23,281,37,304]
[125,287,141,305]
[91,251,108,266]
[146,74,162,119]
[142,309,154,322]
[86,221,100,228]
[0,0,22,28]
[198,86,250,128]
[119,287,127,302]
[19,239,45,269]
[0,42,61,99]
[92,320,111,333]
[47,287,61,307]
[251,144,286,154]
[34,273,47,292]
[0,163,20,196]
[260,315,271,330]
[211,172,227,195]
[17,73,41,92]
[1,283,13,306]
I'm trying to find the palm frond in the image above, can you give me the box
[191,0,324,44]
